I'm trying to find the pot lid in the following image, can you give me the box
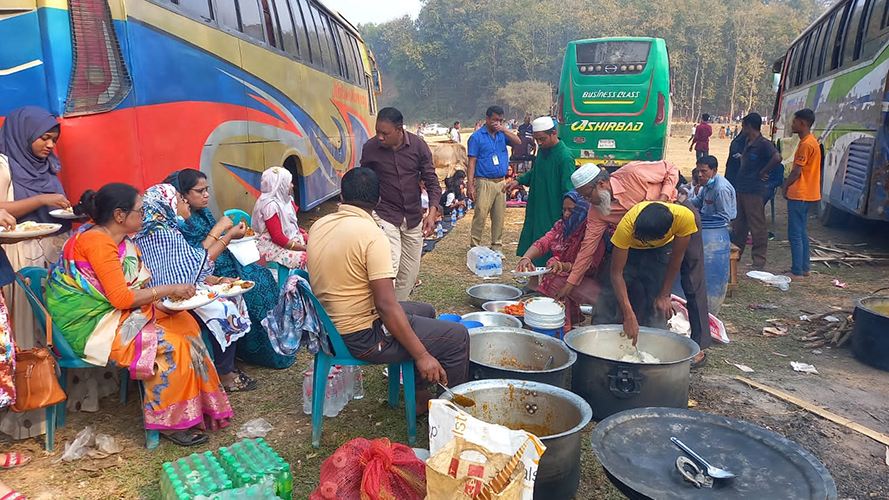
[591,407,836,500]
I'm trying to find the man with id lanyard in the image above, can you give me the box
[467,105,522,252]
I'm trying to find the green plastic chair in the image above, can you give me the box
[17,267,160,450]
[291,269,417,448]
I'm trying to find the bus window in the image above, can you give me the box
[292,0,311,61]
[309,5,333,71]
[856,0,878,59]
[273,0,299,56]
[795,34,810,86]
[818,13,837,75]
[260,0,278,47]
[216,0,240,32]
[785,46,799,89]
[302,0,323,65]
[807,24,824,81]
[335,25,355,82]
[869,0,886,33]
[830,1,853,70]
[323,15,345,78]
[350,36,364,86]
[574,40,650,74]
[178,0,213,21]
[882,0,889,28]
[847,0,868,62]
[238,0,265,42]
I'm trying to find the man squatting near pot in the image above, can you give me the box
[568,162,711,367]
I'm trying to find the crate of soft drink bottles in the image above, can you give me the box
[302,365,364,417]
[159,439,292,499]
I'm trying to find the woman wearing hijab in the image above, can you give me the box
[0,107,79,439]
[515,191,604,329]
[132,184,257,392]
[165,169,295,369]
[251,167,307,270]
[46,183,232,447]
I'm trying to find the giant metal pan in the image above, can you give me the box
[591,407,837,500]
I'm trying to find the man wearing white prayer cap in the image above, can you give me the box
[506,116,576,268]
[562,159,709,367]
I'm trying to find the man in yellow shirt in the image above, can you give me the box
[782,109,821,280]
[592,202,698,345]
[307,168,469,413]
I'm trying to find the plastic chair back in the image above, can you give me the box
[16,267,92,369]
[223,209,251,226]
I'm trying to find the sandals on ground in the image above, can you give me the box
[224,371,258,393]
[1,452,30,469]
[1,491,27,500]
[691,352,708,370]
[160,430,209,447]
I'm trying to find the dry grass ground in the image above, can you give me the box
[4,129,889,499]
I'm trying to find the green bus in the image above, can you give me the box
[557,37,672,167]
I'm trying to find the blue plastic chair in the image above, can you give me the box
[291,270,417,448]
[16,267,160,450]
[223,209,251,226]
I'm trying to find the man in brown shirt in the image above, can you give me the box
[360,107,441,301]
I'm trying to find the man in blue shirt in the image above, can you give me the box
[467,105,522,251]
[687,155,737,226]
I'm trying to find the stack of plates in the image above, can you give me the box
[523,297,565,329]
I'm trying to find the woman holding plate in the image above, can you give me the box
[514,190,604,329]
[132,184,257,393]
[164,169,294,370]
[46,183,232,446]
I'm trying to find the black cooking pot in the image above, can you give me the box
[852,295,889,371]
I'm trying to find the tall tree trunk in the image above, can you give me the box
[729,60,738,120]
[690,57,700,122]
[697,59,705,119]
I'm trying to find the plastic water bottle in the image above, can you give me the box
[436,222,443,239]
[451,210,457,225]
[302,371,313,415]
[352,367,365,399]
[324,374,340,417]
[467,198,473,210]
[458,206,464,218]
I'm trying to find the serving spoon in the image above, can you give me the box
[671,437,736,479]
[439,383,476,408]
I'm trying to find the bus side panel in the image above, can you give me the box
[35,1,74,116]
[867,92,889,220]
[0,11,53,116]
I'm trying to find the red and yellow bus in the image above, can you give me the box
[0,0,379,212]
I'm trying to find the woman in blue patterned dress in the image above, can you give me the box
[164,169,295,369]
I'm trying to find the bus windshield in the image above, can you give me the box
[575,41,651,65]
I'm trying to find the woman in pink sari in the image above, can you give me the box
[515,190,604,329]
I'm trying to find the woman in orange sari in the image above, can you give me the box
[46,183,232,446]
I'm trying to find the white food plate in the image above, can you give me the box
[162,291,218,311]
[0,222,63,238]
[211,280,256,298]
[49,208,86,220]
[231,235,256,244]
[511,267,548,277]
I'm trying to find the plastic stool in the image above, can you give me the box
[531,326,564,340]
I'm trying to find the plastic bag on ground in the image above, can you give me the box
[309,438,425,500]
[236,417,273,438]
[55,426,96,462]
[95,434,122,454]
[746,271,791,291]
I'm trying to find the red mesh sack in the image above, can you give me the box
[310,438,426,500]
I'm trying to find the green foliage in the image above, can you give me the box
[494,80,554,118]
[360,0,824,123]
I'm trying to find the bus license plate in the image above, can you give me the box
[598,139,616,149]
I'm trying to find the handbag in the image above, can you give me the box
[10,273,66,413]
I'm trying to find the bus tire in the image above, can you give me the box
[283,155,302,209]
[817,199,848,227]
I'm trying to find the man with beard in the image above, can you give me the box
[563,161,709,366]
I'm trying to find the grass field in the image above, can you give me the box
[4,128,889,499]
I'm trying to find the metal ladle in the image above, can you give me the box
[439,383,476,408]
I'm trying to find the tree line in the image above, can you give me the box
[360,0,831,123]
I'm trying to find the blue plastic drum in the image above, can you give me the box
[700,219,731,315]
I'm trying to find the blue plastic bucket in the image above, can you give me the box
[439,314,462,323]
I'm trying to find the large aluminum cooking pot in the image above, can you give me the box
[564,325,699,419]
[468,326,576,388]
[447,379,592,499]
